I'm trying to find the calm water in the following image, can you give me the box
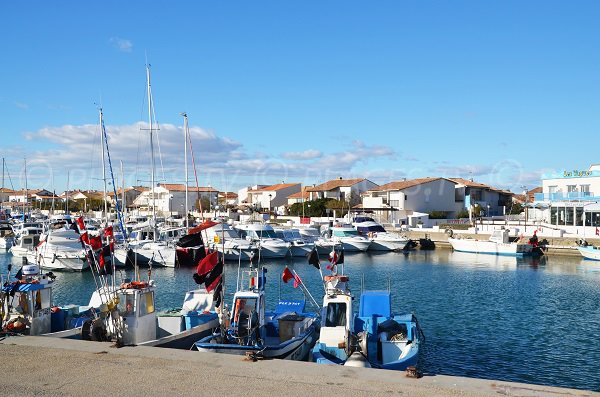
[2,249,600,391]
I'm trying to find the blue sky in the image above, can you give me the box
[1,1,599,194]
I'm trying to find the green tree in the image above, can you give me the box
[455,209,470,219]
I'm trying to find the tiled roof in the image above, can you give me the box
[368,177,443,192]
[305,178,367,192]
[448,178,491,189]
[248,183,299,193]
[287,190,310,199]
[159,184,217,192]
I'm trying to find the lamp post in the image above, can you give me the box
[268,194,272,215]
[487,204,490,220]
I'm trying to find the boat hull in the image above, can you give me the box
[448,238,532,257]
[368,238,409,251]
[194,326,317,361]
[577,246,600,261]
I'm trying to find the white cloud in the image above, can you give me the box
[14,101,28,110]
[281,149,322,160]
[109,37,133,53]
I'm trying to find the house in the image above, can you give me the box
[287,188,310,206]
[305,178,378,205]
[107,186,146,210]
[362,178,457,225]
[237,185,268,204]
[218,192,238,206]
[245,183,301,212]
[9,189,55,203]
[132,184,218,216]
[0,187,14,203]
[450,178,513,217]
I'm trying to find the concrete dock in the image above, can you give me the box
[1,336,596,397]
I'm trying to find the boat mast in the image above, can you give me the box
[181,112,189,231]
[65,171,70,215]
[120,160,126,218]
[146,63,157,241]
[23,157,27,219]
[1,158,4,191]
[99,108,109,224]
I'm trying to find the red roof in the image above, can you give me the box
[369,178,443,192]
[159,184,217,192]
[305,178,369,192]
[248,183,300,193]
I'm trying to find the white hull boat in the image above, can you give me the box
[577,245,600,261]
[448,230,532,257]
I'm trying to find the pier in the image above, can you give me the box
[1,336,595,397]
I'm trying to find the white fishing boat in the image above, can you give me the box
[577,245,600,261]
[352,217,409,251]
[448,229,533,257]
[28,229,89,272]
[9,226,44,258]
[234,223,290,258]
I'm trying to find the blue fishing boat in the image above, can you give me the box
[194,266,319,360]
[311,275,423,370]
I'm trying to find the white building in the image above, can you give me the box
[362,178,457,225]
[132,184,218,216]
[533,164,600,227]
[305,178,378,205]
[245,183,301,212]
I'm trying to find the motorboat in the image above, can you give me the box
[28,228,89,272]
[352,217,409,251]
[0,221,14,250]
[311,275,423,371]
[234,223,290,258]
[9,226,44,258]
[274,228,315,257]
[204,222,257,261]
[113,227,176,268]
[317,225,371,252]
[194,266,318,360]
[577,245,600,261]
[448,229,533,257]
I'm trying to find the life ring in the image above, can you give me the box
[445,229,454,237]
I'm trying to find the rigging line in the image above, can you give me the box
[187,127,202,212]
[148,85,165,184]
[5,162,15,190]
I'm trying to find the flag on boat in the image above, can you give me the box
[212,278,223,307]
[282,267,294,283]
[596,227,599,236]
[193,251,223,291]
[307,248,320,269]
[293,273,302,289]
[76,216,86,233]
[204,261,223,292]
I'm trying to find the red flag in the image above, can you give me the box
[206,275,221,292]
[103,226,113,238]
[282,267,294,283]
[293,273,302,289]
[98,252,105,271]
[196,251,218,276]
[80,231,90,245]
[89,235,103,250]
[76,216,86,232]
[596,227,599,236]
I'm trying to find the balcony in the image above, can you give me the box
[534,192,596,202]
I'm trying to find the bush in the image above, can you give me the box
[428,211,448,219]
[455,209,470,219]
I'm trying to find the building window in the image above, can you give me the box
[580,185,591,197]
[567,185,577,193]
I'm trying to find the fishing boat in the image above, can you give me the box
[1,263,56,336]
[577,245,600,261]
[9,226,44,258]
[448,229,533,257]
[311,275,423,370]
[45,282,219,348]
[194,266,318,360]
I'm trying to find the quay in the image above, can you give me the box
[0,336,595,397]
[402,230,593,257]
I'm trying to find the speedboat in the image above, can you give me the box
[234,223,290,258]
[274,228,315,257]
[311,274,423,371]
[114,227,176,268]
[352,217,409,251]
[194,266,318,360]
[317,225,371,252]
[577,244,600,261]
[448,229,533,257]
[9,226,44,258]
[204,222,257,261]
[28,229,89,272]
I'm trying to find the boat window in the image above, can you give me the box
[118,293,136,316]
[325,302,347,327]
[15,292,31,315]
[333,230,358,237]
[233,297,257,323]
[34,288,51,311]
[138,291,155,316]
[275,231,285,239]
[257,229,277,239]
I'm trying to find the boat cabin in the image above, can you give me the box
[317,275,353,359]
[489,229,510,244]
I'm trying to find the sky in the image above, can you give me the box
[1,1,599,195]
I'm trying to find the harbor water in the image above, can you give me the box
[1,249,599,392]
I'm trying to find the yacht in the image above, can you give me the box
[114,227,177,268]
[204,223,257,261]
[10,226,44,258]
[28,228,89,272]
[234,223,290,258]
[274,228,314,257]
[352,217,409,251]
[317,224,371,252]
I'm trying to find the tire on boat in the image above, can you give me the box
[445,229,453,237]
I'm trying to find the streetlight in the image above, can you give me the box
[487,204,491,219]
[268,194,272,215]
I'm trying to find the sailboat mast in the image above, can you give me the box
[120,160,126,218]
[2,158,4,190]
[99,108,109,223]
[146,64,157,241]
[23,157,27,218]
[66,171,70,215]
[182,112,189,231]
